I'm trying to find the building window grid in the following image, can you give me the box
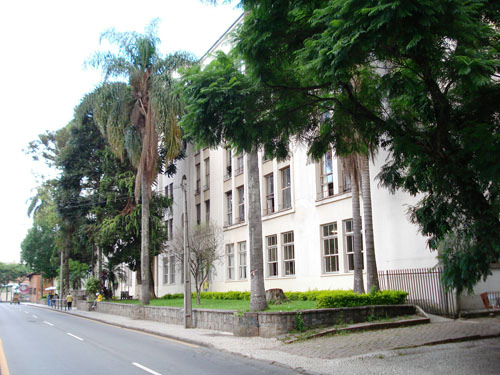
[163,256,169,284]
[280,167,291,210]
[322,223,339,273]
[204,158,210,191]
[237,186,245,223]
[265,174,275,215]
[266,235,278,277]
[226,192,233,226]
[226,244,235,280]
[320,151,335,199]
[169,255,176,284]
[235,154,244,175]
[344,219,364,272]
[195,163,201,195]
[238,241,247,280]
[225,149,232,180]
[282,231,295,276]
[196,204,201,225]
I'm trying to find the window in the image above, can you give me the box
[266,235,278,277]
[167,218,173,240]
[321,151,334,198]
[280,167,291,210]
[282,231,295,276]
[205,200,210,223]
[195,163,201,194]
[237,186,245,223]
[225,148,232,179]
[235,154,244,175]
[226,244,235,280]
[204,158,210,190]
[322,223,339,273]
[226,192,233,226]
[169,183,174,200]
[196,204,201,225]
[169,255,176,284]
[163,256,169,284]
[344,219,364,272]
[265,174,274,215]
[238,241,247,280]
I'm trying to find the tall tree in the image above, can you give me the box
[88,21,194,304]
[181,52,268,311]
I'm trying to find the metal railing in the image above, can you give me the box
[378,267,457,317]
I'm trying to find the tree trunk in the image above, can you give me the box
[140,174,151,305]
[247,151,267,311]
[149,260,156,299]
[351,161,365,294]
[360,155,379,292]
[64,246,69,295]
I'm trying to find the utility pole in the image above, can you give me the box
[181,175,192,328]
[59,250,63,309]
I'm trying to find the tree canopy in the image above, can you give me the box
[184,0,500,293]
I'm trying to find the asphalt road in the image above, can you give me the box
[0,303,297,375]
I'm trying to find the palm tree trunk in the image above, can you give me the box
[351,161,365,294]
[247,151,267,311]
[140,173,151,305]
[360,155,379,292]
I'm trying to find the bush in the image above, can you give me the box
[316,290,408,309]
[85,277,100,295]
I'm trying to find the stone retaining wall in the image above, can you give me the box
[75,300,415,337]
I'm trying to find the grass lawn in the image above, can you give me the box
[109,298,317,312]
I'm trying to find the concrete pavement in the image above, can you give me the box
[27,303,500,374]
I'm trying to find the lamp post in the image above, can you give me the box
[181,175,192,328]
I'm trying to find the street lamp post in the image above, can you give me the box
[181,175,192,328]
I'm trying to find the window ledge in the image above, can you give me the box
[223,221,247,231]
[315,192,352,207]
[262,207,295,221]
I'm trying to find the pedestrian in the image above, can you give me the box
[47,294,52,307]
[66,291,73,311]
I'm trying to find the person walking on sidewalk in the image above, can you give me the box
[66,292,73,311]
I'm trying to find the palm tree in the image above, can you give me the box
[247,151,267,311]
[342,155,365,294]
[360,154,379,292]
[88,20,193,304]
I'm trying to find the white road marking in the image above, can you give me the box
[24,311,28,314]
[32,315,38,319]
[67,333,84,341]
[43,321,54,326]
[132,362,162,375]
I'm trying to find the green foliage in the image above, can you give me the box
[68,260,89,290]
[0,263,29,286]
[316,290,408,309]
[295,312,305,332]
[85,277,100,295]
[285,291,326,301]
[190,0,500,293]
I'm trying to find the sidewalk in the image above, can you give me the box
[29,303,500,374]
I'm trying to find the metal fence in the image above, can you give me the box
[378,268,457,318]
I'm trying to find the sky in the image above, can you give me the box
[0,0,242,264]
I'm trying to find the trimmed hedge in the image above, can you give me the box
[159,290,408,309]
[316,290,408,309]
[160,291,251,300]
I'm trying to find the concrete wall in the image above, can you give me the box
[75,300,415,337]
